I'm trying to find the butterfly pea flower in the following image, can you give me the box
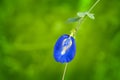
[54,34,76,63]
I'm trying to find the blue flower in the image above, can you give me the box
[54,34,76,63]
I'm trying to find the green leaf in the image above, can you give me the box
[77,12,86,17]
[67,17,80,23]
[77,12,95,20]
[86,13,95,20]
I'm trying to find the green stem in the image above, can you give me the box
[63,0,100,80]
[70,0,100,37]
[62,63,68,80]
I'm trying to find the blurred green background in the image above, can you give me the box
[0,0,120,80]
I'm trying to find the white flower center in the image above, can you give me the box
[61,38,72,55]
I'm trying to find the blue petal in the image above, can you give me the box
[54,34,76,63]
